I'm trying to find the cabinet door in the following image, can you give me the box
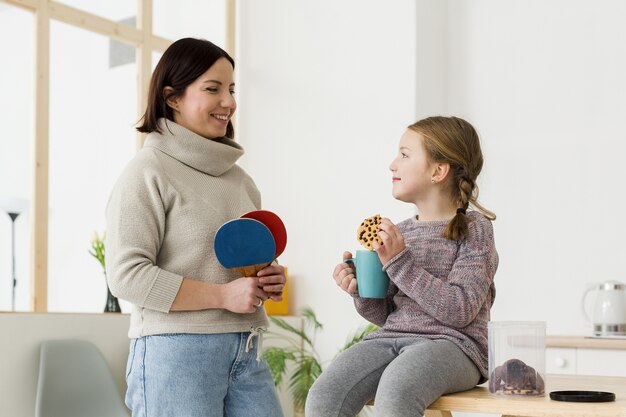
[577,348,626,377]
[546,347,577,375]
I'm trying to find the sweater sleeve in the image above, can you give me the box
[105,156,183,313]
[384,218,497,328]
[353,282,398,326]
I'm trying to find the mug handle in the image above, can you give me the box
[342,258,359,295]
[343,257,357,278]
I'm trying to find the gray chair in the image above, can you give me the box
[35,339,129,417]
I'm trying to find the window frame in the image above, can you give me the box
[1,0,235,312]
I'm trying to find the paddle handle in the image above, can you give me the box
[233,263,271,277]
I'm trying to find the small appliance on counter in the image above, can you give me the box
[581,280,626,337]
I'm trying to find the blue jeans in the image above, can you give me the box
[125,332,284,417]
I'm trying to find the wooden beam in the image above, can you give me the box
[151,34,170,53]
[2,0,172,50]
[225,0,237,133]
[48,1,142,46]
[31,0,49,312]
[225,0,236,57]
[2,0,38,11]
[136,0,153,150]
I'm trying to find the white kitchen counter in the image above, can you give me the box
[547,335,626,377]
[547,335,626,350]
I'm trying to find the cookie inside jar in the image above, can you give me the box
[488,321,546,396]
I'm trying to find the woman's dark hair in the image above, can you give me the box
[137,38,235,138]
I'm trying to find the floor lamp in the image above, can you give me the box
[7,211,20,311]
[1,198,28,312]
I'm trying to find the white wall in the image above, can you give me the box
[236,0,626,364]
[236,0,418,361]
[446,0,626,335]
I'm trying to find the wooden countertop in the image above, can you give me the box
[547,335,626,350]
[428,374,626,417]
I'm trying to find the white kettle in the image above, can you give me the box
[581,280,626,336]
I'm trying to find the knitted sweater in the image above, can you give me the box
[105,119,268,338]
[355,211,498,381]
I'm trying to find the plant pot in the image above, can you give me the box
[104,286,121,313]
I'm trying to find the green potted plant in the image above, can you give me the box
[263,307,378,416]
[88,230,121,313]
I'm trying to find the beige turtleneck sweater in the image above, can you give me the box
[105,119,268,338]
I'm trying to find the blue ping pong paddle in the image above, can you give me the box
[214,218,276,277]
[240,210,287,260]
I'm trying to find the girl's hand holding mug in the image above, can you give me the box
[333,251,358,295]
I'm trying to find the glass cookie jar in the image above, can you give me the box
[488,321,546,396]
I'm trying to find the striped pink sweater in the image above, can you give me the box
[355,210,498,380]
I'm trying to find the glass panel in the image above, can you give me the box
[49,21,136,312]
[152,51,162,70]
[0,5,34,312]
[153,0,226,47]
[54,0,135,26]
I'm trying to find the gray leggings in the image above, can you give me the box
[305,337,481,417]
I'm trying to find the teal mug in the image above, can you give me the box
[344,250,389,298]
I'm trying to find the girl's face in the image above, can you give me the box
[389,129,435,204]
[171,57,236,140]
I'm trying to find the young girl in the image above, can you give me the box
[106,38,285,417]
[306,116,498,417]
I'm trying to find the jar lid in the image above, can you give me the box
[550,390,615,403]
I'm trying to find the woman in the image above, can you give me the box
[106,38,285,417]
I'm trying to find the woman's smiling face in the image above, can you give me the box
[171,57,236,139]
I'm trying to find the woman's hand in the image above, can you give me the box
[222,277,269,313]
[258,263,286,302]
[373,217,405,265]
[333,251,358,295]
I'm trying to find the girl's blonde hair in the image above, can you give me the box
[408,116,496,240]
